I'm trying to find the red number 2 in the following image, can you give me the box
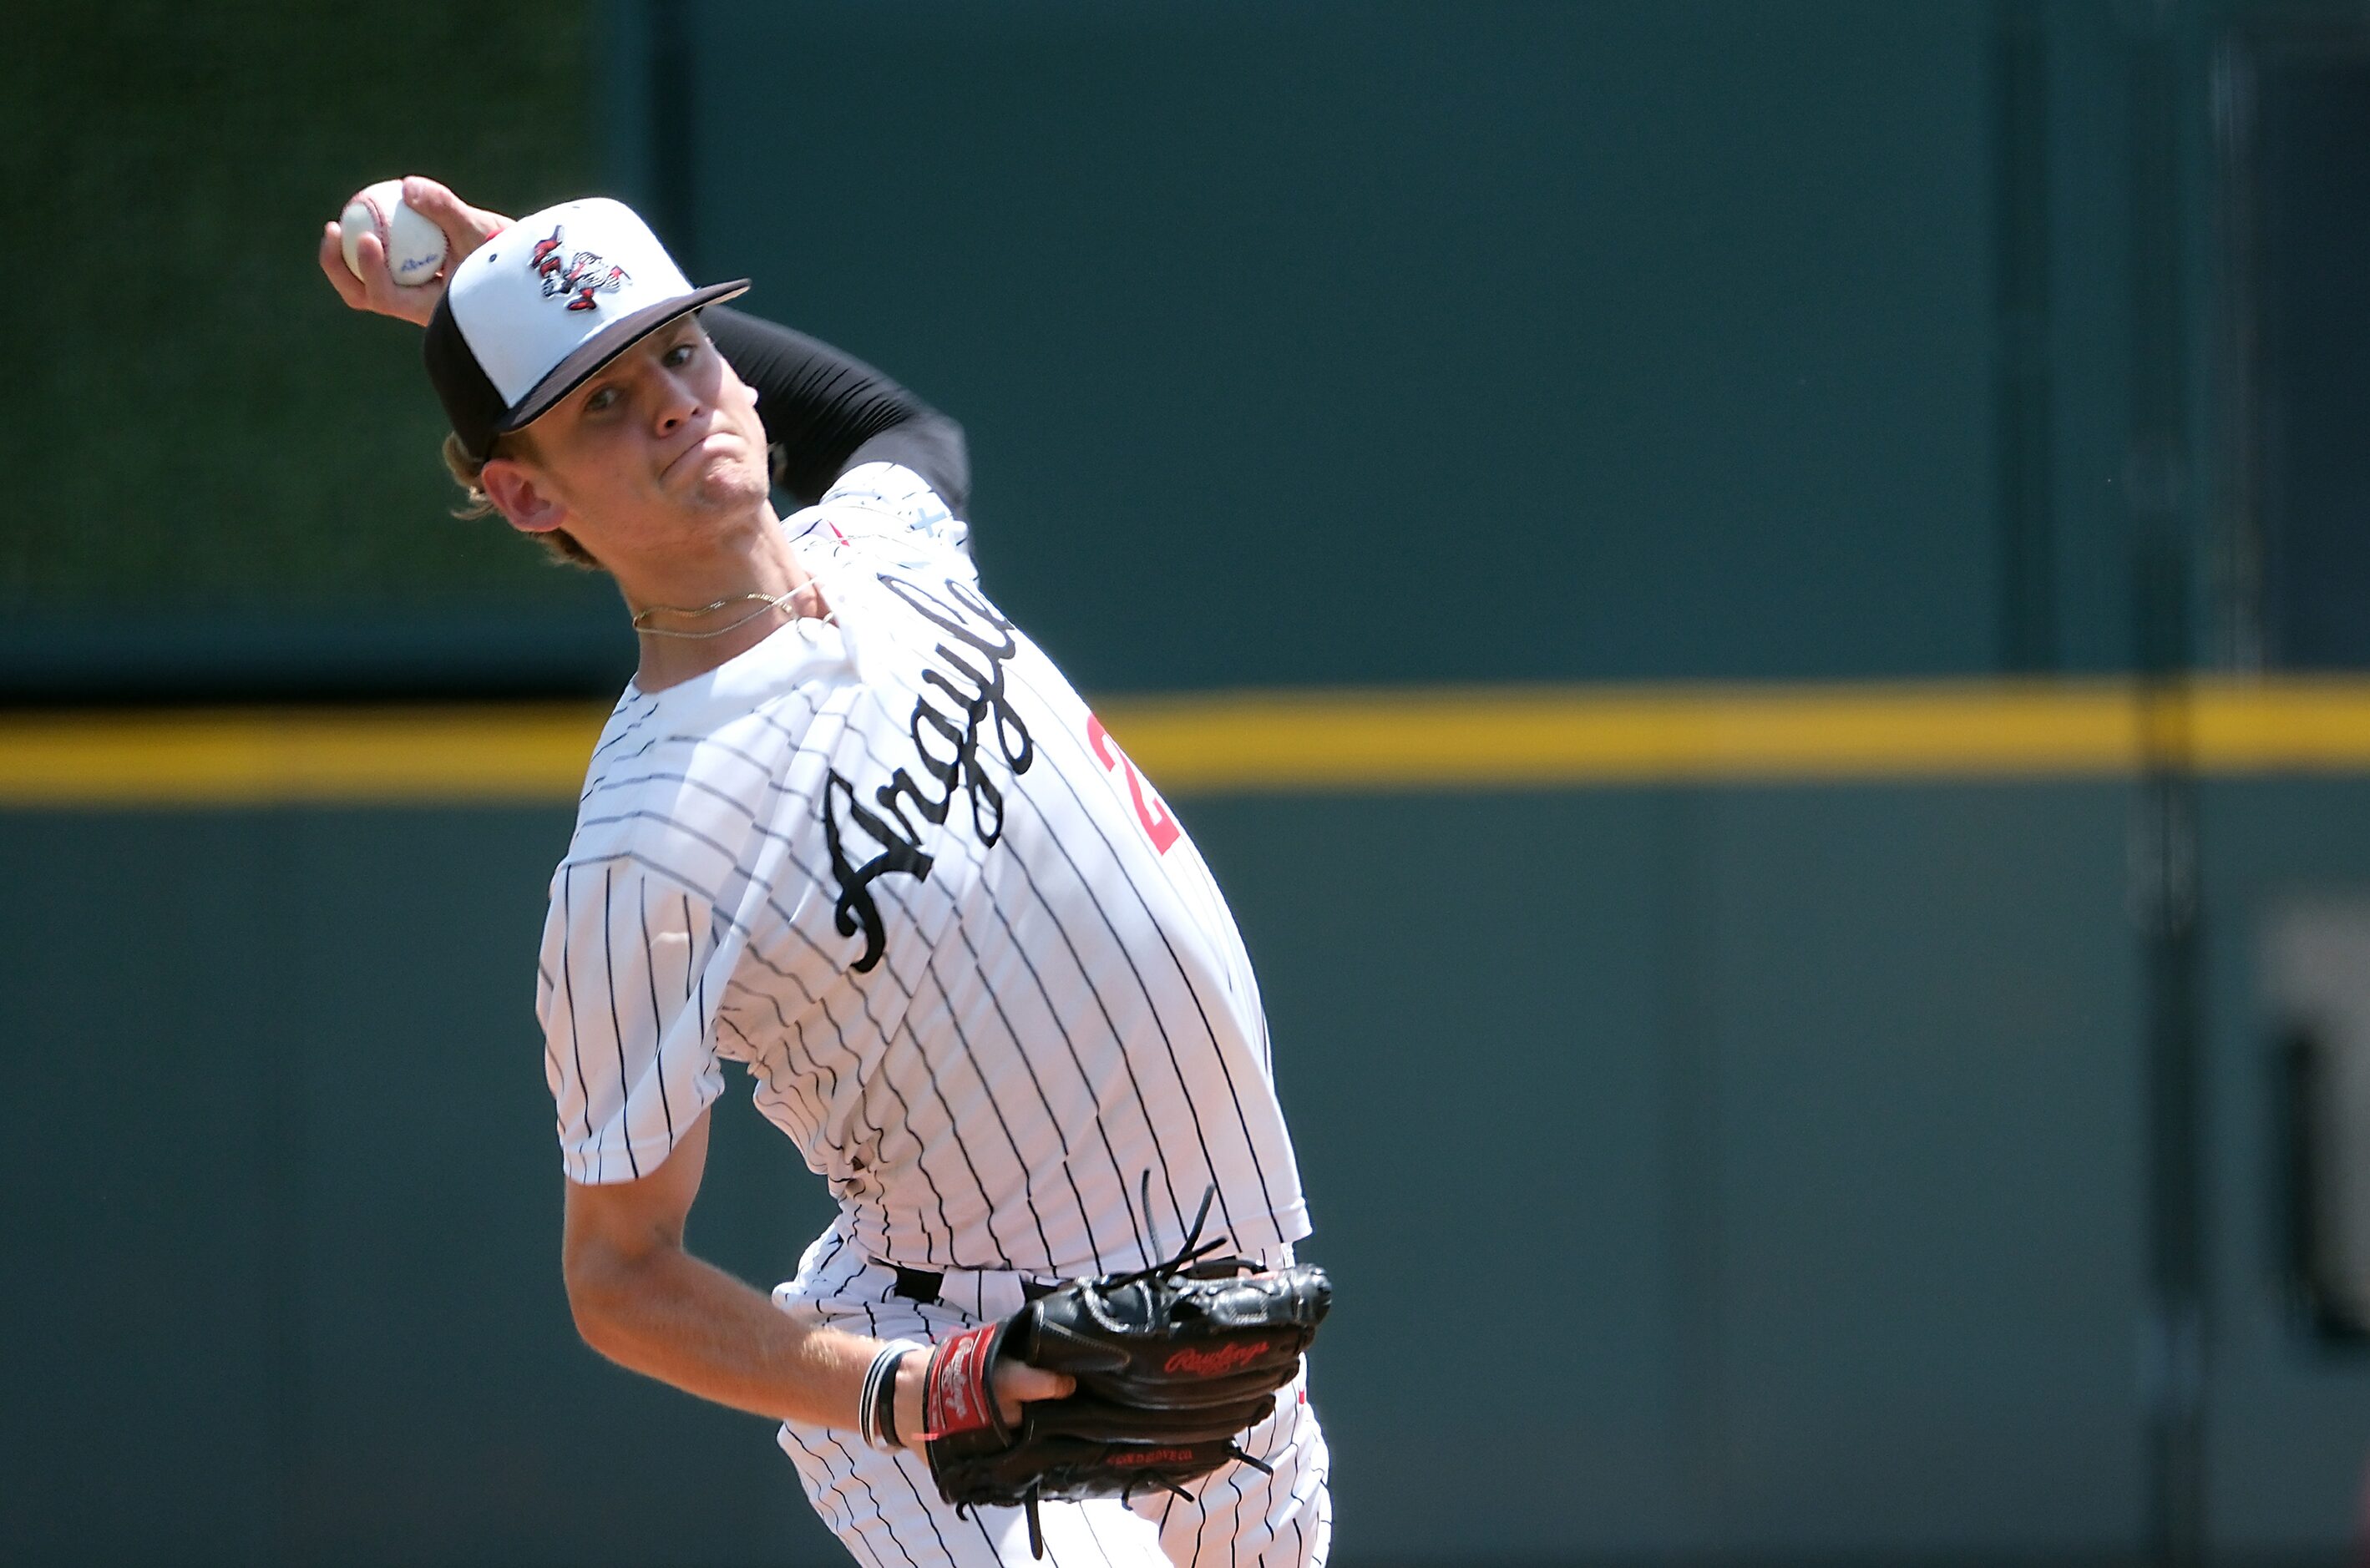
[1086,715,1181,855]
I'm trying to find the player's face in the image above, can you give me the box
[487,316,772,558]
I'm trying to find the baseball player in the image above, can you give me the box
[322,179,1330,1568]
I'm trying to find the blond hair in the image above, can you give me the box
[439,432,601,570]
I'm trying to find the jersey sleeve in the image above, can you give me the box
[534,858,729,1185]
[813,460,978,579]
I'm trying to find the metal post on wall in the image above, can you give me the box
[2127,3,2207,1565]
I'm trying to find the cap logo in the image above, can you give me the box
[529,225,629,313]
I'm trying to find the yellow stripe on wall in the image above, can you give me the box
[6,679,2370,807]
[1111,678,2370,792]
[0,705,610,806]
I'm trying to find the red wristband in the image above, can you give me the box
[921,1323,1005,1443]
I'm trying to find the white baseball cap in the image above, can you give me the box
[423,196,748,460]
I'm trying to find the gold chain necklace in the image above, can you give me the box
[630,589,820,640]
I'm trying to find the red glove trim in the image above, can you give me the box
[922,1323,1004,1442]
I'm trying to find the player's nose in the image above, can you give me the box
[651,368,702,433]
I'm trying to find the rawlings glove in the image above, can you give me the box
[918,1191,1332,1556]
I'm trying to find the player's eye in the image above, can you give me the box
[584,386,622,414]
[664,341,696,367]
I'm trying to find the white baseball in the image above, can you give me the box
[339,180,448,288]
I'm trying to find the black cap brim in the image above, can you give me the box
[496,278,752,438]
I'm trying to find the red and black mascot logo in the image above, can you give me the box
[529,226,628,312]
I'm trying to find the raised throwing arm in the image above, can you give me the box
[322,177,969,513]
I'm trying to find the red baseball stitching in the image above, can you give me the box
[358,191,389,264]
[358,189,443,284]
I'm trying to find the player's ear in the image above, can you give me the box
[481,453,569,536]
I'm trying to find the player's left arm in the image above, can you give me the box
[562,1105,1068,1433]
[560,1106,872,1427]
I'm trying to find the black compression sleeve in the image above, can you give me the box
[701,305,970,515]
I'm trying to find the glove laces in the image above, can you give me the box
[1110,1173,1236,1287]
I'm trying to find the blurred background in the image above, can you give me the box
[6,1,2370,1564]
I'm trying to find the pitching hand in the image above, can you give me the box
[892,1347,1073,1445]
[319,176,511,326]
[991,1358,1075,1429]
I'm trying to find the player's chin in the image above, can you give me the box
[673,449,771,510]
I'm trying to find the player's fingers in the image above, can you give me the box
[398,175,473,232]
[352,230,400,310]
[353,233,415,321]
[991,1362,1076,1425]
[402,175,509,258]
[318,222,369,310]
[352,230,438,326]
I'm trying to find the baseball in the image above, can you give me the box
[339,180,448,288]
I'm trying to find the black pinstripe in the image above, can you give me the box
[638,886,677,1146]
[940,908,1109,1272]
[556,864,600,1168]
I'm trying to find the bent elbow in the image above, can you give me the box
[563,1275,606,1351]
[561,1243,635,1356]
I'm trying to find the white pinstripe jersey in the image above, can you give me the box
[534,463,1310,1275]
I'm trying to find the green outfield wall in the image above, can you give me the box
[7,772,2369,1564]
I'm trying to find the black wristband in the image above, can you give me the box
[877,1348,913,1450]
[859,1339,922,1453]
